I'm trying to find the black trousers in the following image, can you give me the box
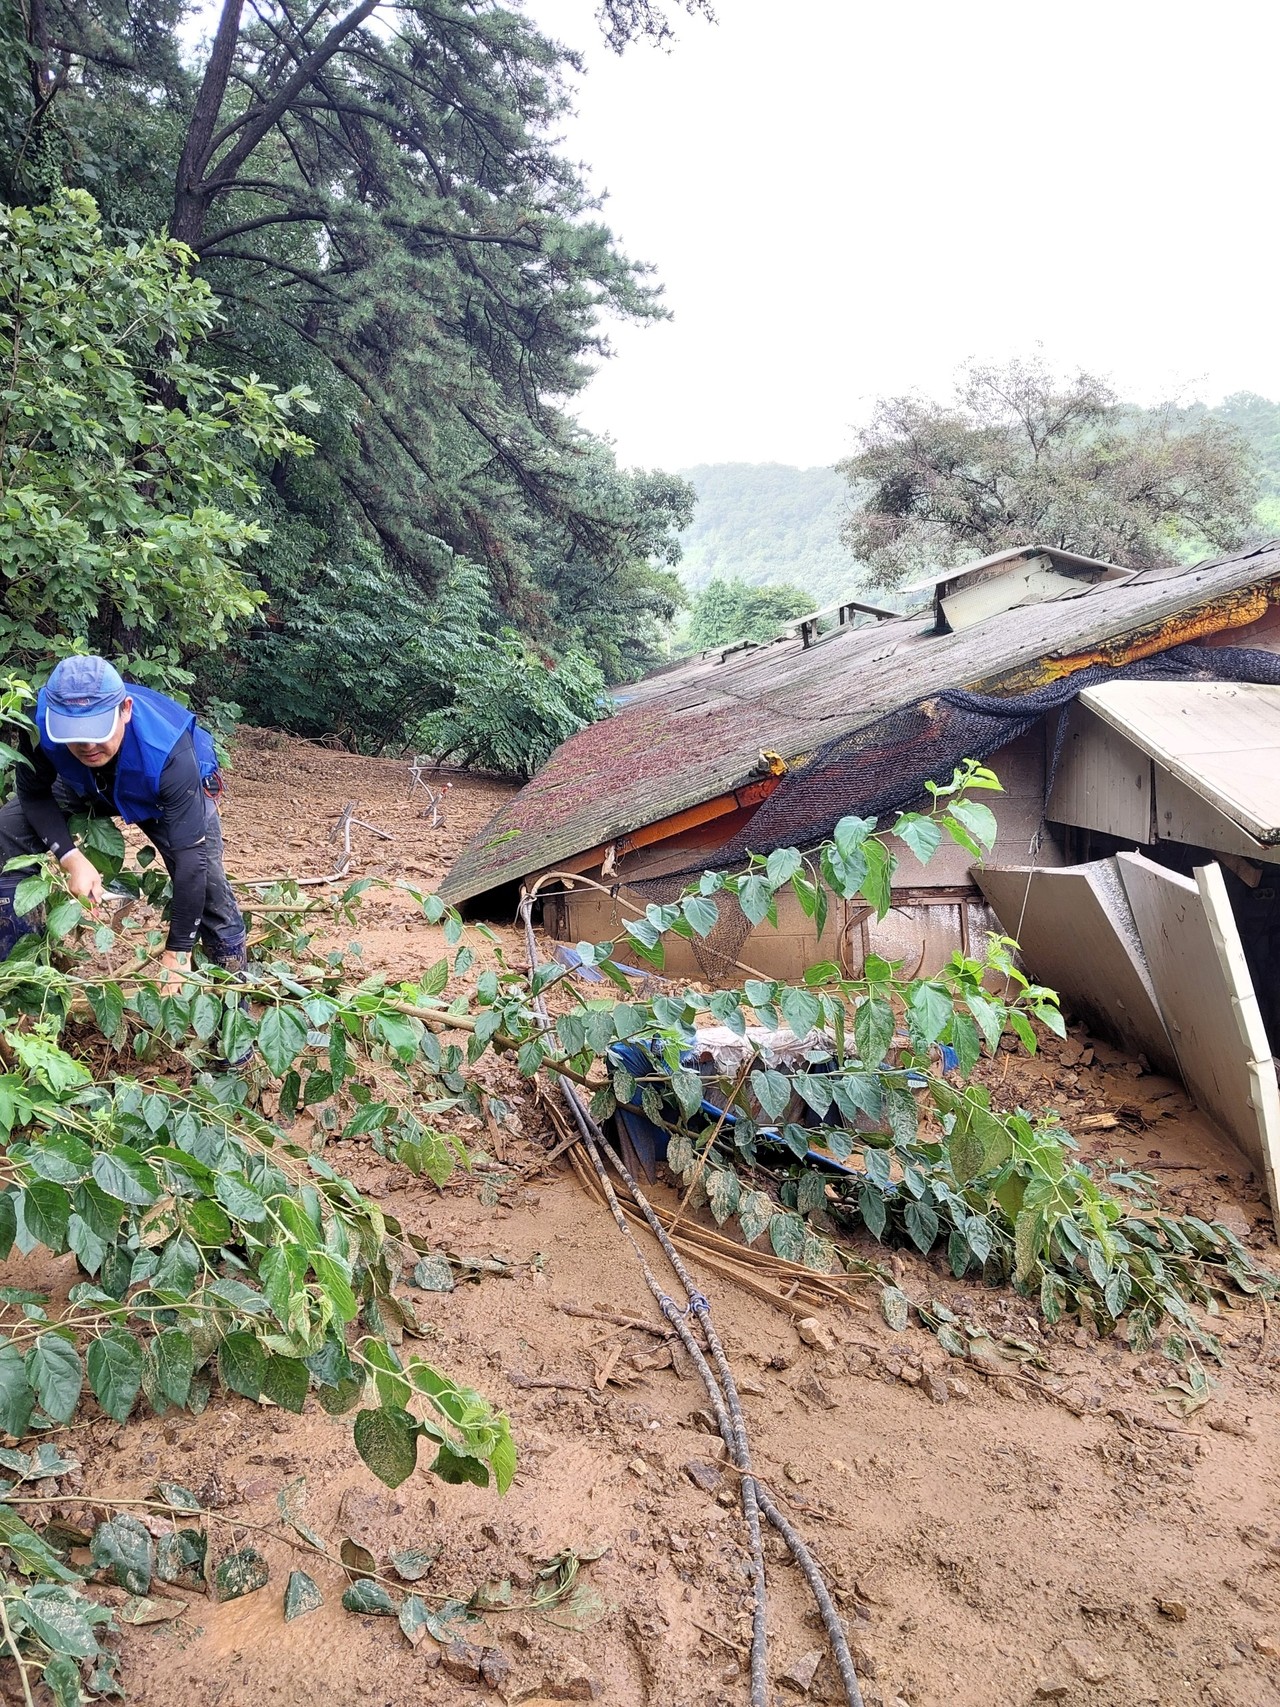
[0,785,246,964]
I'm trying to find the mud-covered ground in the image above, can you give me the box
[4,731,1278,1707]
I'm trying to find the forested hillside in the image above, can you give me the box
[1193,393,1280,528]
[675,463,864,605]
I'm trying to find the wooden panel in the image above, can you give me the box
[887,729,1067,886]
[1154,769,1280,863]
[1046,702,1154,840]
[1118,853,1280,1213]
[975,862,1179,1078]
[941,564,1085,632]
[1080,681,1280,842]
[557,885,977,985]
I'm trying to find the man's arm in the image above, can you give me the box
[13,733,103,902]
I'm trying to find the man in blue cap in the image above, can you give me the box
[0,657,246,987]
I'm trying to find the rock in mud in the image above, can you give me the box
[796,1316,837,1352]
[441,1640,485,1683]
[540,1676,604,1701]
[779,1649,823,1693]
[480,1647,511,1688]
[1212,1202,1251,1239]
[683,1459,723,1494]
[1061,1638,1112,1684]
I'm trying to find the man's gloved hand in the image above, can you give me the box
[59,848,104,907]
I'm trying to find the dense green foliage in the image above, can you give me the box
[0,0,692,756]
[684,576,813,651]
[676,462,863,604]
[580,773,1274,1356]
[840,357,1260,586]
[0,686,513,1497]
[0,192,313,690]
[413,631,607,778]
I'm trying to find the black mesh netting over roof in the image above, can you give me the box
[629,642,1280,978]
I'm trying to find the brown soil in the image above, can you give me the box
[6,732,1280,1707]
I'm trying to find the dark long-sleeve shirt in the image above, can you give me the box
[16,732,209,953]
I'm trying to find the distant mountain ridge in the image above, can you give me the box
[674,462,864,607]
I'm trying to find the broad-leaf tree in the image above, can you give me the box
[839,355,1259,586]
[0,190,314,686]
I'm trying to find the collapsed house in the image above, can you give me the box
[441,543,1280,1208]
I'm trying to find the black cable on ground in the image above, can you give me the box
[518,900,863,1707]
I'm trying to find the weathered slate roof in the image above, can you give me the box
[441,542,1280,905]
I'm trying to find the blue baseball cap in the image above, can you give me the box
[42,656,128,744]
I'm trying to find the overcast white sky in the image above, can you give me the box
[527,0,1280,470]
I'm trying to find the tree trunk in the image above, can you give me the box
[170,0,246,250]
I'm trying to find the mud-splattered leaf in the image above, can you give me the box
[262,1354,309,1415]
[153,1328,194,1410]
[20,1584,99,1657]
[472,1577,512,1610]
[214,1547,270,1602]
[314,1374,364,1415]
[880,1286,910,1332]
[90,1515,154,1595]
[277,1479,327,1553]
[153,1481,201,1513]
[26,1332,83,1425]
[736,1189,773,1247]
[389,1547,439,1583]
[87,1329,144,1422]
[218,1331,265,1401]
[341,1579,397,1616]
[284,1570,324,1621]
[398,1593,430,1645]
[118,1595,187,1625]
[768,1210,806,1264]
[354,1405,419,1490]
[706,1169,740,1227]
[410,1255,454,1293]
[155,1529,206,1588]
[423,1598,478,1642]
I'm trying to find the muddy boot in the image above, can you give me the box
[0,875,41,960]
[204,937,252,1065]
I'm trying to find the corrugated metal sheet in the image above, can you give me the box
[1079,680,1280,844]
[441,542,1280,905]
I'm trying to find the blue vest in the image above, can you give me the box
[35,683,219,825]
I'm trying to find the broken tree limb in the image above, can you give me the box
[557,1303,671,1336]
[519,896,864,1707]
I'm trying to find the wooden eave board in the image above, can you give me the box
[1079,680,1280,843]
[975,862,1179,1079]
[1117,852,1280,1213]
[1153,769,1279,864]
